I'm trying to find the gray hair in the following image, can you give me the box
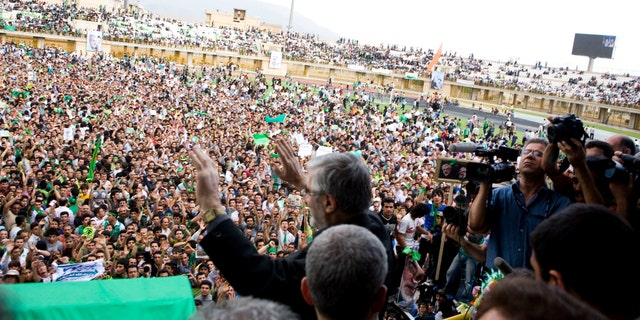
[306,224,388,319]
[194,296,300,320]
[523,137,549,149]
[307,152,371,216]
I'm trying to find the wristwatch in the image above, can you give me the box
[203,207,226,223]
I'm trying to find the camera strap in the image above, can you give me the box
[512,185,553,220]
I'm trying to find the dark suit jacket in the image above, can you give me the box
[200,210,395,319]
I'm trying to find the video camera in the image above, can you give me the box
[448,143,520,183]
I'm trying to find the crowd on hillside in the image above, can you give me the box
[2,0,640,107]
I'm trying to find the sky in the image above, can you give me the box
[138,0,639,75]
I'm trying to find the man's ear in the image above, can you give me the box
[548,269,567,290]
[371,285,388,314]
[300,276,314,306]
[325,194,337,214]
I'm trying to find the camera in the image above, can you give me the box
[466,146,520,184]
[618,154,640,172]
[586,154,629,183]
[547,114,587,145]
[143,265,151,273]
[442,206,467,235]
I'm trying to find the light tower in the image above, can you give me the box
[287,0,294,33]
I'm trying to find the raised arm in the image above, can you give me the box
[558,138,604,205]
[270,138,307,190]
[468,181,492,234]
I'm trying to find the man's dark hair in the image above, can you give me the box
[432,188,445,198]
[410,203,429,218]
[116,258,128,267]
[585,140,615,159]
[15,215,26,226]
[45,228,59,237]
[530,203,639,319]
[200,280,213,288]
[382,197,395,206]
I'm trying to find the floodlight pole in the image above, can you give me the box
[287,0,294,33]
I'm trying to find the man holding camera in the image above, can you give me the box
[468,138,572,270]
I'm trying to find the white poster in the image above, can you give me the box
[53,259,106,282]
[315,146,333,158]
[431,71,445,90]
[87,31,103,52]
[269,51,282,69]
[298,143,313,157]
[63,127,75,141]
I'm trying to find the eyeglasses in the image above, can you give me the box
[300,188,323,197]
[521,149,544,158]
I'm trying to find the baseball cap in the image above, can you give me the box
[4,270,19,277]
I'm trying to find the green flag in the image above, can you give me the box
[349,150,362,158]
[86,138,102,182]
[253,133,270,146]
[265,114,286,123]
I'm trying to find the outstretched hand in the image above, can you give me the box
[189,145,223,213]
[557,138,586,165]
[270,138,306,190]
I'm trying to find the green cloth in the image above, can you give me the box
[1,277,196,320]
[265,114,286,123]
[253,133,270,146]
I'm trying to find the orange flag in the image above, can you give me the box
[426,43,443,74]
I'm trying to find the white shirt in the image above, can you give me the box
[397,214,418,249]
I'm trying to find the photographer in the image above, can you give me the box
[542,137,605,206]
[606,134,640,226]
[569,138,640,227]
[468,138,572,270]
[442,222,487,304]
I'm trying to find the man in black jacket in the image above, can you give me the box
[190,138,394,319]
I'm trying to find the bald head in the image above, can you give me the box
[606,134,636,155]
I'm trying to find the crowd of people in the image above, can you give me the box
[0,2,639,320]
[2,0,640,107]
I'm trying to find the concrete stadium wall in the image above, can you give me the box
[1,30,638,130]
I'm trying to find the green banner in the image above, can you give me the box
[265,114,286,123]
[253,133,270,146]
[1,277,196,320]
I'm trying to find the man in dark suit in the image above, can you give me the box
[190,138,394,319]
